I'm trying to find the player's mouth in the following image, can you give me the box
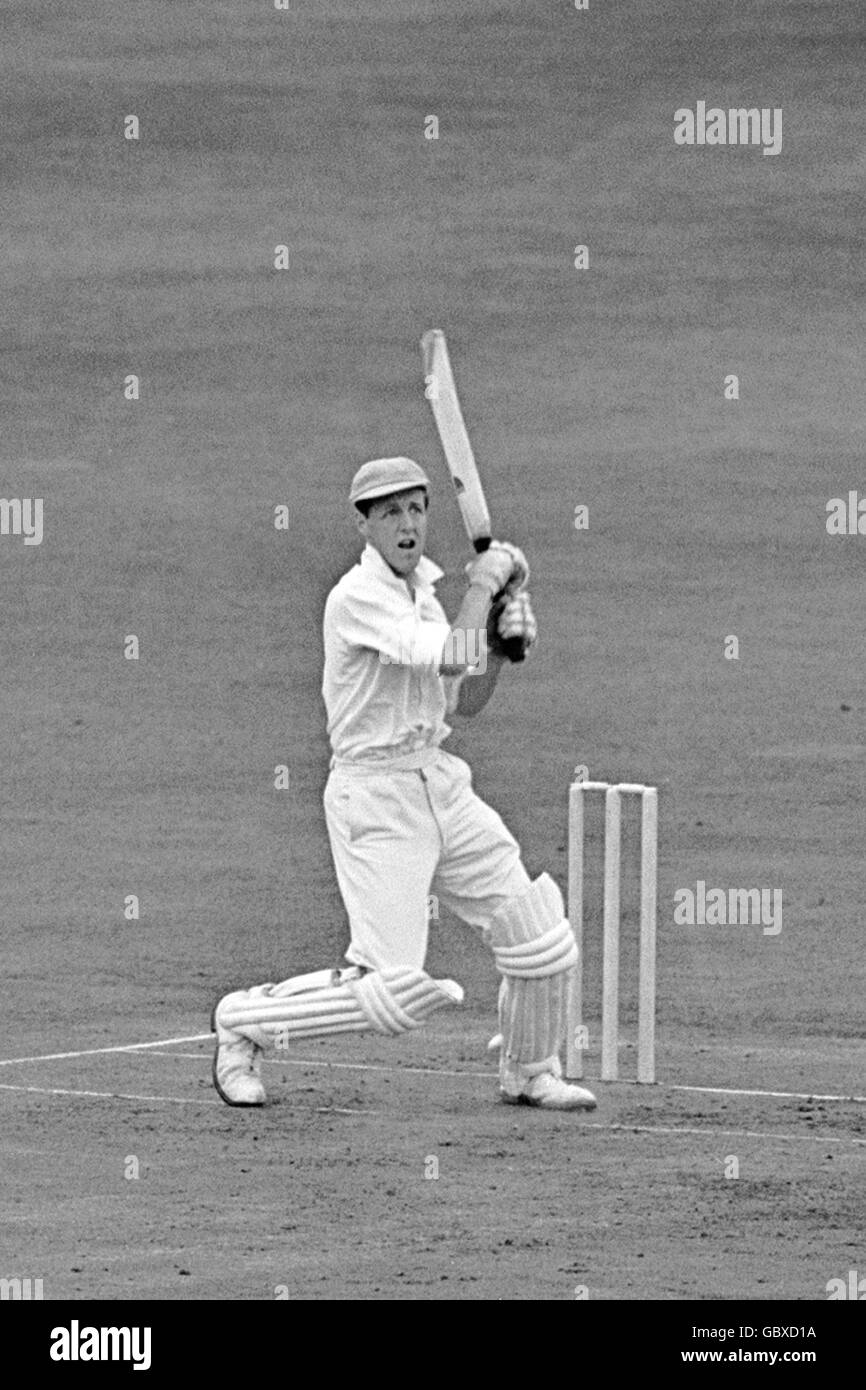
[397,539,417,550]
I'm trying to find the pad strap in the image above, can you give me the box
[485,873,578,978]
[491,918,577,978]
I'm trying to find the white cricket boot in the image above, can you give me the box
[499,1052,597,1111]
[211,992,266,1107]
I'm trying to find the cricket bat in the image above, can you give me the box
[420,329,527,662]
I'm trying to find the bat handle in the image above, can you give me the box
[499,636,527,663]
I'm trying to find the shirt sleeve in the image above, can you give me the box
[328,588,451,671]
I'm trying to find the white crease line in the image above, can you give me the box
[0,1080,857,1143]
[672,1084,866,1104]
[0,1081,222,1106]
[0,1034,212,1067]
[131,1050,495,1078]
[315,1107,380,1116]
[3,1036,865,1107]
[127,1048,866,1105]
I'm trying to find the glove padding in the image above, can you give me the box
[488,589,537,662]
[466,540,530,598]
[495,541,530,595]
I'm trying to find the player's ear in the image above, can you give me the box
[355,507,368,537]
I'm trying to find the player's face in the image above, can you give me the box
[358,488,429,577]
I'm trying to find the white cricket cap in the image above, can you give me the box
[349,457,430,506]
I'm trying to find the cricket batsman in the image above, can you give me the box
[211,455,597,1111]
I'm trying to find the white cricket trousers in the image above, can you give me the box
[323,746,530,971]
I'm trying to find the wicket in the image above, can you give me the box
[565,780,658,1083]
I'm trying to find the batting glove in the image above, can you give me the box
[495,541,530,594]
[488,590,538,660]
[465,540,530,598]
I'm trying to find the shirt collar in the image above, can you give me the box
[360,543,444,593]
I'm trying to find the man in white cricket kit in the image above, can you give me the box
[212,456,597,1111]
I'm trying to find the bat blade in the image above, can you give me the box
[421,328,526,662]
[421,329,492,549]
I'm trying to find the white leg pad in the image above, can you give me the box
[217,966,464,1050]
[484,873,578,1066]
